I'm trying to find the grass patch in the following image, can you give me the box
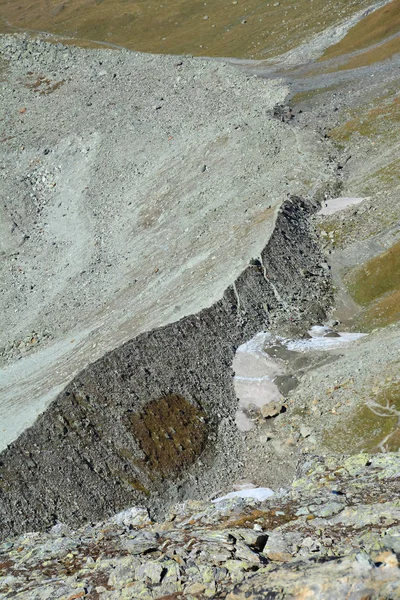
[323,381,400,453]
[345,240,400,306]
[320,0,400,61]
[338,34,400,70]
[0,0,379,59]
[329,94,400,142]
[291,83,342,105]
[356,289,400,331]
[128,394,208,479]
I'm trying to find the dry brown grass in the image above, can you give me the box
[345,240,400,306]
[320,0,400,61]
[329,94,400,142]
[0,0,378,59]
[128,394,208,478]
[338,34,400,70]
[356,289,400,331]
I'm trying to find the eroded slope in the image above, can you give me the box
[0,35,337,450]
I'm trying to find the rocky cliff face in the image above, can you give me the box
[1,452,400,599]
[0,196,333,539]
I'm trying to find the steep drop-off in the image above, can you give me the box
[0,196,333,539]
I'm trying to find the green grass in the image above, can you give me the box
[323,381,400,453]
[346,240,400,306]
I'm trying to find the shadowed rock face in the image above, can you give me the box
[0,197,333,540]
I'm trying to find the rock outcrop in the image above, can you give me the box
[0,196,333,540]
[1,452,399,599]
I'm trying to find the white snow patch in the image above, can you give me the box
[236,332,273,354]
[232,328,367,431]
[109,506,149,526]
[318,197,367,216]
[212,487,275,503]
[233,333,284,432]
[285,332,367,352]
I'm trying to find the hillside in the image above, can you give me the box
[0,0,400,598]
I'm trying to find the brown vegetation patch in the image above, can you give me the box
[320,0,400,61]
[345,240,400,306]
[24,74,65,95]
[220,506,297,530]
[0,0,378,59]
[128,394,208,479]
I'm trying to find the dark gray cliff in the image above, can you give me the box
[0,197,332,539]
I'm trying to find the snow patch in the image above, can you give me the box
[286,332,367,352]
[232,328,367,431]
[318,197,367,216]
[109,506,149,526]
[212,487,275,503]
[233,334,283,432]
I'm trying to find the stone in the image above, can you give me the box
[300,425,313,438]
[234,540,260,565]
[308,501,344,518]
[107,557,140,588]
[324,331,341,338]
[135,562,164,585]
[274,374,299,396]
[324,319,340,328]
[224,560,249,583]
[185,582,206,594]
[373,551,398,568]
[301,536,319,551]
[271,439,287,454]
[266,550,292,562]
[121,533,159,554]
[261,401,285,419]
[2,451,400,599]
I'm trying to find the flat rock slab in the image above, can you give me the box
[0,35,334,449]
